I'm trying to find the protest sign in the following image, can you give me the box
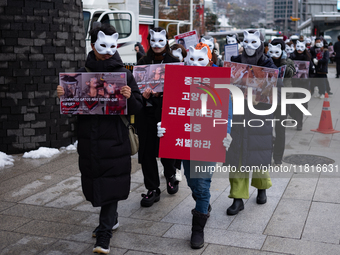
[292,60,310,79]
[224,44,239,61]
[59,72,127,115]
[159,65,231,162]
[223,61,279,104]
[133,63,183,93]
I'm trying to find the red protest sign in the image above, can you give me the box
[159,65,231,162]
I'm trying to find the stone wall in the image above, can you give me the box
[0,0,86,154]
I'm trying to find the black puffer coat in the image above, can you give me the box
[78,51,143,207]
[136,53,180,161]
[226,54,276,167]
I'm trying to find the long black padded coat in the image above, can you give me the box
[225,54,277,167]
[135,53,180,163]
[77,51,143,207]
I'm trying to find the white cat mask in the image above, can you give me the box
[171,48,183,62]
[243,30,261,56]
[188,46,209,66]
[94,31,119,55]
[227,35,237,44]
[149,29,167,48]
[201,37,214,52]
[285,45,295,54]
[296,41,306,52]
[268,43,282,58]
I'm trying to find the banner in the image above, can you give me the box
[223,61,279,104]
[174,30,199,51]
[224,44,238,61]
[59,72,127,115]
[133,63,184,93]
[159,65,231,162]
[292,60,310,79]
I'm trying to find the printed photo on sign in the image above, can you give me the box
[293,61,310,79]
[223,61,279,104]
[59,72,127,115]
[133,63,184,93]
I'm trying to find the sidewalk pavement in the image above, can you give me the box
[1,66,340,255]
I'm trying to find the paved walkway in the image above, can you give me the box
[1,66,340,255]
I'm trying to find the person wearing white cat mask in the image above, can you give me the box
[136,28,181,209]
[170,43,187,62]
[267,39,296,165]
[201,36,223,66]
[290,40,314,130]
[157,42,233,249]
[224,30,277,216]
[226,33,243,54]
[57,24,143,254]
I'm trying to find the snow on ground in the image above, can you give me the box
[0,152,14,168]
[22,147,61,159]
[1,141,78,167]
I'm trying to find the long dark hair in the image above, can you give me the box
[146,27,171,58]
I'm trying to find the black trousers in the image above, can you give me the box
[336,58,340,77]
[98,201,118,237]
[291,79,310,129]
[273,105,286,163]
[141,156,176,191]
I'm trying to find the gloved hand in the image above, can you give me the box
[157,122,166,138]
[313,58,318,66]
[223,133,232,151]
[57,85,65,98]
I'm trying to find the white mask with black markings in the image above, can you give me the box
[242,30,261,56]
[227,35,237,44]
[94,31,119,55]
[315,41,323,48]
[296,40,306,52]
[201,37,214,52]
[171,48,183,62]
[149,29,167,48]
[285,45,295,54]
[188,46,209,67]
[268,43,282,58]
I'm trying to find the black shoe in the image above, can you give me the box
[93,233,111,254]
[191,209,209,249]
[92,217,119,238]
[274,160,282,165]
[257,189,267,204]
[328,91,333,95]
[226,199,244,215]
[140,189,160,207]
[192,194,212,213]
[166,175,179,195]
[297,125,302,131]
[336,76,339,78]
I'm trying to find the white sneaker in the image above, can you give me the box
[319,94,325,99]
[175,169,182,181]
[313,87,319,98]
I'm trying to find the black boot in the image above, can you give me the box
[226,199,244,215]
[257,189,267,204]
[166,175,179,195]
[192,194,212,213]
[190,209,209,249]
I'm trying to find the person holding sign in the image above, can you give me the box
[267,39,296,164]
[289,40,314,130]
[136,28,181,208]
[158,43,233,249]
[225,30,277,216]
[57,24,143,254]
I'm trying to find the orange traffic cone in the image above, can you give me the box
[311,93,340,134]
